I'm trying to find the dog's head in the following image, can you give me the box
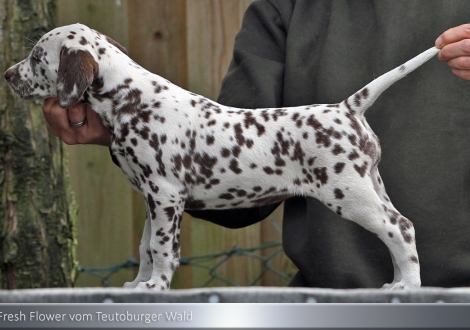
[4,23,127,108]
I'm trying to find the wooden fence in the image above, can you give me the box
[57,0,297,288]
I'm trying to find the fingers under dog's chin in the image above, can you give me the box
[61,135,79,145]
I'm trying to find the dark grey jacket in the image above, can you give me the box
[190,0,470,288]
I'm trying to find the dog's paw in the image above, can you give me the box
[382,282,403,290]
[123,281,138,289]
[381,281,419,290]
[135,278,169,291]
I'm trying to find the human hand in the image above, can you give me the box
[42,97,112,146]
[436,24,470,80]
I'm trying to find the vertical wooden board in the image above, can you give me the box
[127,0,192,289]
[186,0,262,287]
[127,0,188,88]
[57,0,129,46]
[66,145,134,287]
[187,0,253,100]
[57,0,134,287]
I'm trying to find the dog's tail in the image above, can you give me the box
[342,47,439,115]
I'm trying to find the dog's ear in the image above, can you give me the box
[57,46,98,108]
[93,29,128,55]
[104,35,128,55]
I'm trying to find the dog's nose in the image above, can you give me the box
[4,69,14,80]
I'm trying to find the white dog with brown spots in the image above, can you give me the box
[5,23,439,290]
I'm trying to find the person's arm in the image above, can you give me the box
[217,0,291,109]
[186,204,280,229]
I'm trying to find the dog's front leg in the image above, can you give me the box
[123,205,153,288]
[135,190,185,290]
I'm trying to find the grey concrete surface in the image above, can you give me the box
[1,287,470,303]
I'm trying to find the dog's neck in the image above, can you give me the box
[83,61,181,130]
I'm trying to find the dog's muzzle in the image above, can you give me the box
[4,67,34,99]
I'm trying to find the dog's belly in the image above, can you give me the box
[186,191,294,210]
[184,172,299,210]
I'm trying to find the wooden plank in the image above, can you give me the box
[57,0,134,287]
[66,145,135,287]
[127,0,192,289]
[57,0,129,42]
[187,0,253,100]
[127,0,188,88]
[186,0,263,287]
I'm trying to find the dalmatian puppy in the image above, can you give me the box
[4,23,439,290]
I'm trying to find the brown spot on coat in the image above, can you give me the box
[221,148,230,158]
[361,88,369,98]
[263,167,274,175]
[234,123,245,146]
[334,162,346,174]
[354,161,368,177]
[229,159,242,174]
[334,188,345,199]
[219,193,234,200]
[206,135,215,145]
[232,146,241,158]
[354,93,361,107]
[348,150,360,160]
[244,111,266,136]
[313,167,328,185]
[275,157,286,167]
[332,144,346,155]
[399,217,414,244]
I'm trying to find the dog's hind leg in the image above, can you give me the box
[321,169,420,290]
[369,166,412,289]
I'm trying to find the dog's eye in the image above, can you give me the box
[31,55,41,62]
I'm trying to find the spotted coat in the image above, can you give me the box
[4,23,440,290]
